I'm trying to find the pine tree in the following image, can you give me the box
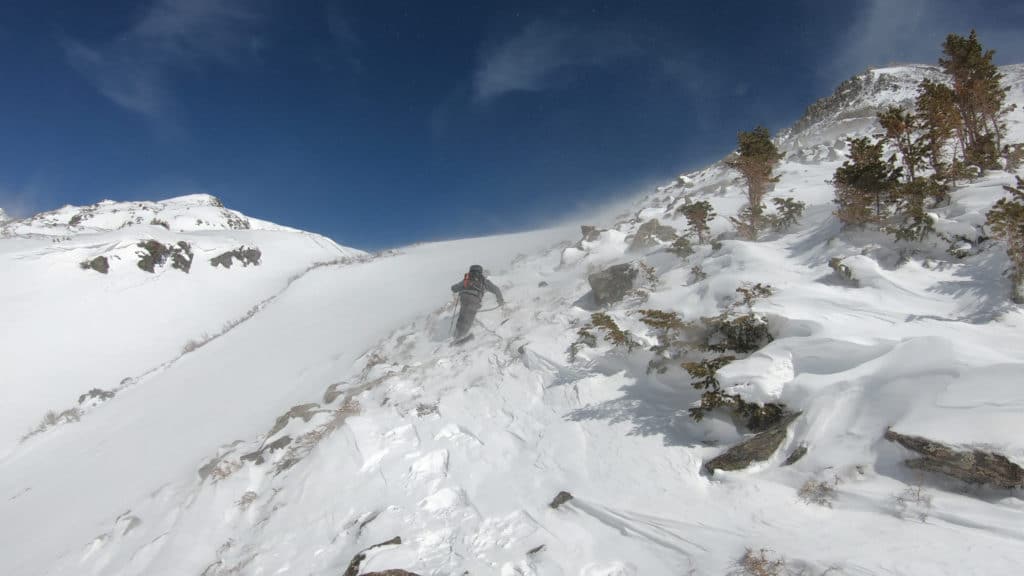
[915,79,962,179]
[940,30,1013,169]
[878,106,924,182]
[676,199,716,244]
[726,126,783,240]
[892,178,946,242]
[832,137,902,227]
[986,176,1024,303]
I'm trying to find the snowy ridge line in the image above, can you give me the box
[13,253,378,448]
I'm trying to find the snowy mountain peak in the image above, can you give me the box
[0,193,293,238]
[776,63,1024,163]
[0,207,9,224]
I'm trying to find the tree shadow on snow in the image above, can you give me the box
[563,363,739,448]
[921,250,1017,324]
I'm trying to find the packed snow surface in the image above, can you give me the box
[2,65,1024,576]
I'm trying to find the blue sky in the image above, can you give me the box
[1,1,1023,249]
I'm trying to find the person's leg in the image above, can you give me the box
[454,295,480,339]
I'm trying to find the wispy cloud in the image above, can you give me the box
[64,0,264,119]
[829,0,1024,85]
[325,1,363,73]
[0,181,46,220]
[473,21,637,102]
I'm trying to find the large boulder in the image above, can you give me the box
[704,412,801,475]
[587,263,638,306]
[627,219,677,252]
[884,429,1024,489]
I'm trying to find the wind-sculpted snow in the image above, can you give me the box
[3,65,1024,575]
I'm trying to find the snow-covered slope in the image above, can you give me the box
[0,194,365,457]
[3,66,1024,576]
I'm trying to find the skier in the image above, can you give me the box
[450,264,504,342]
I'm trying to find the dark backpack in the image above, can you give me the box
[462,272,485,294]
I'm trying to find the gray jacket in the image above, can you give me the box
[452,274,504,304]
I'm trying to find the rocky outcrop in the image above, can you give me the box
[210,246,261,268]
[627,219,677,252]
[704,412,801,475]
[782,444,808,466]
[342,537,407,576]
[79,256,110,274]
[587,263,638,306]
[136,240,193,273]
[579,225,605,243]
[549,490,574,509]
[884,429,1024,489]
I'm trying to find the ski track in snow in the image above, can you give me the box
[3,65,1024,575]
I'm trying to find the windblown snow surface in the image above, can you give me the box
[2,65,1024,576]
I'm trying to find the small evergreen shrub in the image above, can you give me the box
[676,199,716,243]
[668,237,694,258]
[768,197,806,232]
[986,176,1024,302]
[690,265,707,282]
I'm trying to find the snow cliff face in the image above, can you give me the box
[3,66,1024,576]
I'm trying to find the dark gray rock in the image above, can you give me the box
[211,246,262,268]
[587,264,638,306]
[137,240,170,273]
[267,403,322,437]
[343,536,406,576]
[78,388,115,405]
[579,225,605,243]
[782,444,808,466]
[704,412,801,475]
[549,490,574,509]
[884,429,1024,489]
[628,219,678,252]
[240,435,292,465]
[79,256,110,274]
[171,241,193,273]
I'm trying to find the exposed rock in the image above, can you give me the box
[211,246,262,268]
[627,219,678,252]
[342,536,405,576]
[580,225,604,243]
[704,412,802,475]
[587,263,638,307]
[78,388,115,405]
[538,281,549,287]
[79,256,110,274]
[884,429,1024,489]
[549,490,574,509]
[137,240,171,272]
[782,444,808,466]
[240,435,292,465]
[171,241,193,273]
[268,403,322,437]
[322,382,346,404]
[828,257,855,283]
[137,240,194,274]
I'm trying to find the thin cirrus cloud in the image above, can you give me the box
[473,21,638,102]
[828,0,1024,86]
[64,0,264,119]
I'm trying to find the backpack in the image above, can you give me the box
[462,272,485,294]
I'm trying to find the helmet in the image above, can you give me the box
[469,264,483,275]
